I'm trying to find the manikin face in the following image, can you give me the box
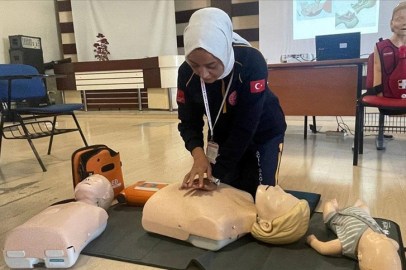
[186,48,224,84]
[255,185,299,226]
[391,8,406,36]
[358,232,401,270]
[74,174,114,211]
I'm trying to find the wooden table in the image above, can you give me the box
[268,58,368,138]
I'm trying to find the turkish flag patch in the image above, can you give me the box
[250,79,266,93]
[177,89,185,103]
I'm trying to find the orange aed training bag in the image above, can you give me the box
[116,181,168,206]
[71,144,124,198]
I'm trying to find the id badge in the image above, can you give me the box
[206,141,219,164]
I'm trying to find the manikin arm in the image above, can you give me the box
[373,46,382,88]
[306,235,342,256]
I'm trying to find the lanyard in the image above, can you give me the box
[201,71,234,140]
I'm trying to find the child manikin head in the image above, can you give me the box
[74,174,114,211]
[251,185,310,244]
[357,230,401,270]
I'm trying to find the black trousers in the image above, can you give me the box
[223,133,284,200]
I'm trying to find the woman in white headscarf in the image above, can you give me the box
[177,8,286,198]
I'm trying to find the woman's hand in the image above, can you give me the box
[180,177,218,191]
[180,147,214,190]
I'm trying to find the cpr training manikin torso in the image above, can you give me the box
[142,182,256,250]
[142,183,310,250]
[3,175,114,269]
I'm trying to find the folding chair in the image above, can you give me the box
[0,64,88,172]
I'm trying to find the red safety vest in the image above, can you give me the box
[377,39,406,99]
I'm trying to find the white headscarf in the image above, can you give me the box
[184,8,250,80]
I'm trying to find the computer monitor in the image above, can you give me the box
[315,32,361,61]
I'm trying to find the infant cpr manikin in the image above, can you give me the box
[3,174,113,268]
[142,182,256,251]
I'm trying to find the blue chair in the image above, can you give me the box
[0,64,88,171]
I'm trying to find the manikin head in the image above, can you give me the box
[251,185,310,244]
[357,230,401,270]
[74,174,114,211]
[391,1,406,35]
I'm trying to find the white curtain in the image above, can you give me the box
[71,0,178,62]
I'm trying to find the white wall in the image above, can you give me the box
[3,1,396,66]
[259,1,397,64]
[0,1,61,64]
